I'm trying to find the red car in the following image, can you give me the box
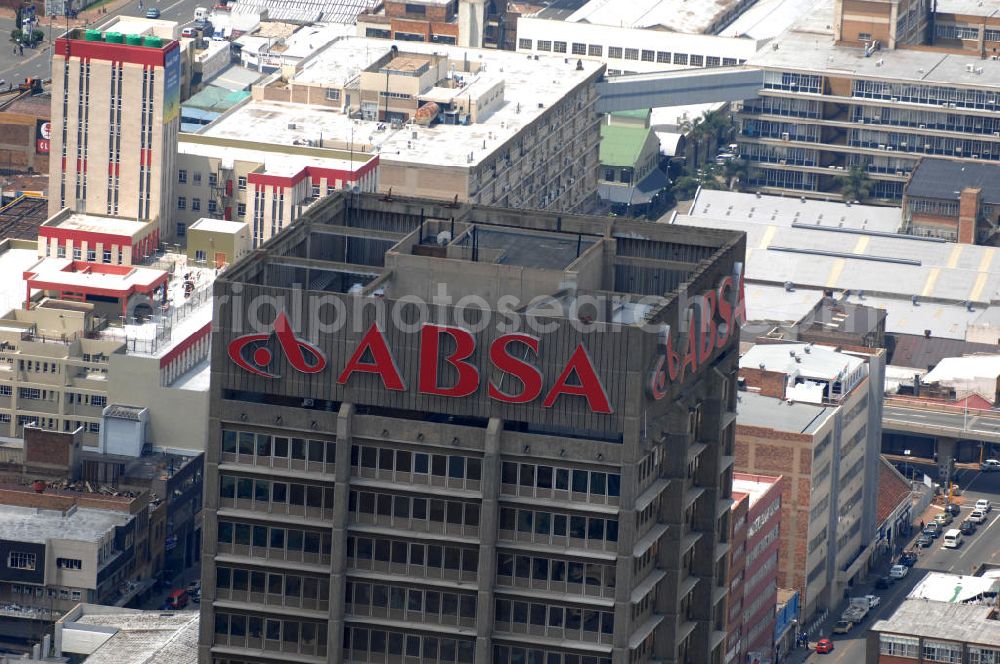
[816,638,834,654]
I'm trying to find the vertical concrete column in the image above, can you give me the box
[198,420,222,664]
[612,460,639,664]
[327,402,355,664]
[474,418,503,664]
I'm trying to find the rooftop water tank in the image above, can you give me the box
[104,31,123,43]
[143,35,162,48]
[84,29,102,41]
[125,34,143,46]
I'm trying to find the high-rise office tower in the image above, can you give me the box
[49,23,180,240]
[201,193,746,664]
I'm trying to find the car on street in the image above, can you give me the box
[934,513,953,526]
[960,520,977,536]
[899,551,918,566]
[916,534,933,548]
[923,523,941,538]
[865,594,881,608]
[890,564,909,579]
[832,620,853,634]
[969,509,988,524]
[982,459,1000,472]
[181,27,196,37]
[976,499,992,513]
[875,576,892,589]
[145,7,160,18]
[815,638,834,654]
[944,503,961,517]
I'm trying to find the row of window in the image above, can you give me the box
[500,462,620,498]
[499,507,619,544]
[349,490,481,528]
[178,197,217,214]
[343,626,474,663]
[494,597,614,635]
[519,39,739,68]
[214,611,327,656]
[215,566,329,604]
[221,430,335,464]
[217,520,332,556]
[345,580,477,620]
[352,444,481,481]
[494,646,610,664]
[219,474,334,510]
[497,552,615,589]
[177,170,219,186]
[346,536,479,573]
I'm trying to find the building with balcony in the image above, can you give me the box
[735,341,885,619]
[183,35,603,234]
[725,472,782,664]
[738,0,1000,203]
[0,238,214,450]
[200,191,747,664]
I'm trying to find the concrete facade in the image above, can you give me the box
[199,192,747,664]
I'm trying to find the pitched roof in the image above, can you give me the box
[877,456,912,527]
[888,332,1000,370]
[907,158,1000,205]
[600,123,653,167]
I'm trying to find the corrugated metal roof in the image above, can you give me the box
[908,158,1000,205]
[600,123,652,167]
[887,333,1000,370]
[229,0,378,24]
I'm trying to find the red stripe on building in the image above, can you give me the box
[54,37,177,68]
[159,322,211,369]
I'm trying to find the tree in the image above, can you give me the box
[672,175,701,200]
[723,158,748,190]
[836,165,874,202]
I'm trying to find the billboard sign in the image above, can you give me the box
[35,119,51,154]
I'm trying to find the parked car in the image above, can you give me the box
[981,459,1000,472]
[899,551,918,566]
[968,509,988,524]
[923,523,941,538]
[976,499,992,513]
[181,27,196,37]
[875,576,892,589]
[916,534,933,548]
[944,503,962,517]
[933,513,953,526]
[864,594,881,608]
[145,7,160,18]
[832,620,853,634]
[815,638,834,654]
[960,520,977,536]
[163,588,189,610]
[889,564,909,579]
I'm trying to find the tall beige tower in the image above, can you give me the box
[458,0,486,47]
[49,28,180,240]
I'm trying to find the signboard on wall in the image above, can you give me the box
[163,45,181,123]
[35,119,50,154]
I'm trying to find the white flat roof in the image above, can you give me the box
[732,474,780,505]
[741,342,864,380]
[564,0,746,33]
[923,355,1000,383]
[26,259,166,293]
[689,189,903,234]
[935,0,1000,17]
[45,214,155,239]
[908,572,1000,603]
[188,218,247,234]
[720,0,823,40]
[0,248,41,316]
[204,36,604,169]
[0,504,130,544]
[177,139,369,174]
[751,0,1000,88]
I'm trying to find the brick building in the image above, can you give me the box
[726,473,782,664]
[736,341,885,619]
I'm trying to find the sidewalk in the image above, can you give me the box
[0,0,142,33]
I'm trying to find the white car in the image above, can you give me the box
[976,499,992,513]
[981,459,1000,472]
[968,509,988,524]
[865,594,881,608]
[889,564,909,580]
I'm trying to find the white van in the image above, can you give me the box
[194,7,209,20]
[943,528,962,549]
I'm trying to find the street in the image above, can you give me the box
[0,0,205,87]
[883,403,1000,443]
[789,469,1000,663]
